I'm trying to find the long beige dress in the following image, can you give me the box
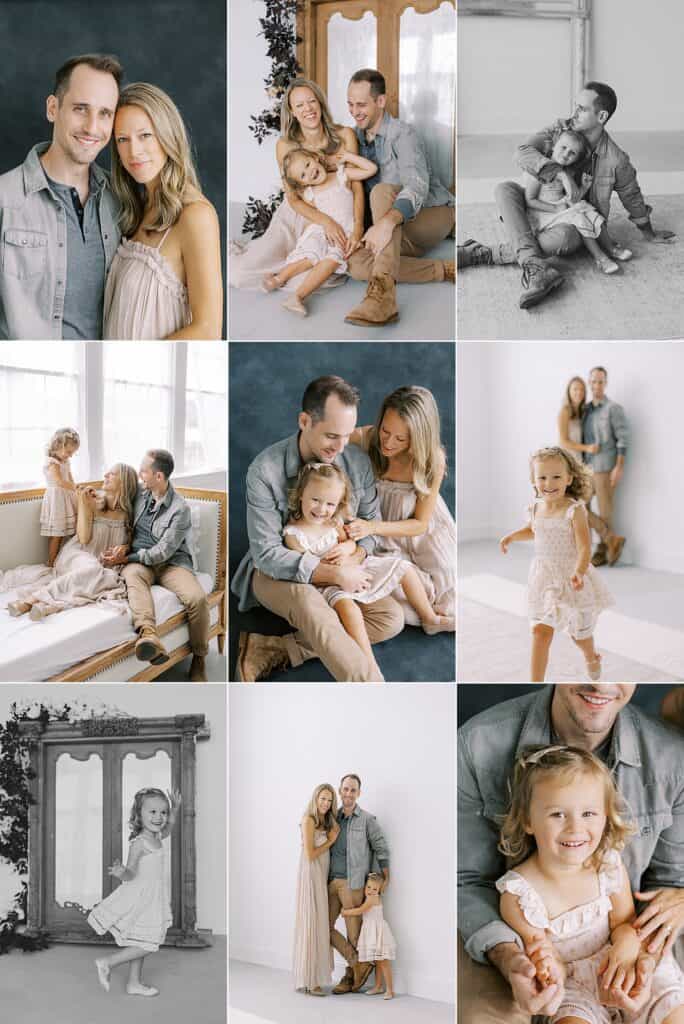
[293,827,333,992]
[103,230,191,340]
[0,515,129,614]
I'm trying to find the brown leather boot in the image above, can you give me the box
[332,966,354,994]
[135,627,169,664]
[344,274,399,326]
[189,655,208,682]
[352,962,374,992]
[591,544,608,568]
[235,632,291,682]
[442,259,455,282]
[606,534,626,566]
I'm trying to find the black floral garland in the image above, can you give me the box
[242,0,303,237]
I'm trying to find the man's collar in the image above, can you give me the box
[23,141,109,197]
[365,111,391,144]
[147,483,173,509]
[337,804,360,819]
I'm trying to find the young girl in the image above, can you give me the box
[40,427,80,567]
[499,446,613,682]
[261,146,377,316]
[88,788,180,997]
[342,873,397,999]
[497,745,684,1024]
[284,463,454,682]
[523,129,632,275]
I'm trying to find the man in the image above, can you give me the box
[458,684,684,1023]
[583,365,629,566]
[231,375,404,681]
[459,81,675,309]
[0,54,123,340]
[329,774,390,994]
[101,449,210,682]
[344,69,455,327]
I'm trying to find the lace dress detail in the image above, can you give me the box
[357,902,397,963]
[497,849,684,1024]
[527,499,613,640]
[104,231,191,340]
[528,177,604,239]
[292,827,333,991]
[283,523,411,608]
[39,457,78,537]
[284,166,354,274]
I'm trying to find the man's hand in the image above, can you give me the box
[634,888,684,956]
[609,464,624,489]
[323,216,348,252]
[362,214,399,256]
[345,518,374,541]
[488,943,563,1016]
[335,565,373,593]
[100,548,128,567]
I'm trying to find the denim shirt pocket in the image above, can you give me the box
[2,228,48,279]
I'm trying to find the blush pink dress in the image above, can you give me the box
[40,457,78,537]
[292,826,333,991]
[104,229,191,340]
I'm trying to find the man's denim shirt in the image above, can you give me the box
[582,395,630,473]
[127,484,194,571]
[231,433,383,611]
[355,113,455,223]
[516,121,652,226]
[329,804,390,892]
[458,686,684,964]
[0,143,120,339]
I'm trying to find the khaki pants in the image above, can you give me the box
[348,183,455,283]
[252,571,403,682]
[328,878,364,966]
[122,562,210,656]
[591,470,615,552]
[457,937,530,1024]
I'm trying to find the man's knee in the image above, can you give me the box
[539,224,582,256]
[372,598,404,643]
[183,588,208,615]
[369,182,398,218]
[494,179,524,212]
[121,563,148,584]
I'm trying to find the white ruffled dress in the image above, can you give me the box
[497,849,684,1024]
[282,523,411,609]
[527,499,613,640]
[528,177,605,239]
[357,902,397,963]
[284,165,354,274]
[40,457,78,537]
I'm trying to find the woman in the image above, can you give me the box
[558,375,625,564]
[347,386,456,626]
[2,464,138,619]
[293,783,339,996]
[231,78,363,291]
[105,83,222,340]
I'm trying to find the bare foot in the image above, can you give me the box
[261,272,283,293]
[422,614,456,635]
[126,983,159,997]
[282,294,308,317]
[95,959,110,992]
[384,991,394,1000]
[365,986,385,996]
[7,600,31,617]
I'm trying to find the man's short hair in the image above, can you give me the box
[340,773,362,790]
[54,54,123,101]
[146,448,175,479]
[584,81,617,122]
[302,376,360,424]
[349,68,386,99]
[589,366,608,379]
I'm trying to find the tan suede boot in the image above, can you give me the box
[443,259,455,282]
[332,967,355,995]
[135,627,169,664]
[344,274,399,326]
[606,534,626,566]
[189,655,208,682]
[351,962,374,992]
[235,632,291,682]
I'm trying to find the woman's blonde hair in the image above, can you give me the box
[563,376,587,421]
[281,147,323,194]
[47,427,80,458]
[109,463,139,528]
[499,745,635,870]
[280,77,341,155]
[529,445,593,502]
[304,783,338,831]
[288,462,352,521]
[368,386,445,497]
[111,82,201,236]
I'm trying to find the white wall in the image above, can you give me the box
[0,684,226,935]
[458,0,684,134]
[458,342,684,574]
[229,685,455,1004]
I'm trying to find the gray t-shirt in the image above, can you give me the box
[329,810,352,881]
[44,169,106,339]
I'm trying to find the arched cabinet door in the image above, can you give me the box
[21,715,210,947]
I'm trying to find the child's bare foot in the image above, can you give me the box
[365,986,385,995]
[261,272,283,293]
[126,983,159,997]
[95,959,111,992]
[422,614,456,635]
[383,991,394,999]
[282,294,308,317]
[7,600,31,617]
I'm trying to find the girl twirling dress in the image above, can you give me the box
[88,836,172,952]
[528,499,613,640]
[497,849,684,1024]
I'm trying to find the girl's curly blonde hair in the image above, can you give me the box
[288,462,352,521]
[498,745,635,870]
[46,427,80,459]
[529,445,593,502]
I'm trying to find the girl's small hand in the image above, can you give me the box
[570,571,585,590]
[499,536,511,554]
[345,518,373,541]
[108,859,126,880]
[166,789,182,815]
[586,443,600,455]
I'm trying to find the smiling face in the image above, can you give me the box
[339,776,360,813]
[533,455,572,502]
[589,368,607,403]
[552,685,636,746]
[347,80,385,134]
[114,104,167,186]
[102,464,121,497]
[140,794,169,834]
[289,86,322,132]
[379,407,411,459]
[552,131,582,167]
[526,771,607,867]
[300,474,345,527]
[288,150,327,187]
[568,378,586,409]
[47,63,118,166]
[365,877,381,898]
[316,788,334,818]
[299,394,358,464]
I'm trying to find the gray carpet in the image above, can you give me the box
[458,194,684,340]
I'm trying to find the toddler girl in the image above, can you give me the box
[284,463,454,681]
[41,427,80,566]
[499,446,613,682]
[523,129,632,275]
[88,788,180,997]
[262,146,377,316]
[497,745,684,1024]
[342,872,397,1000]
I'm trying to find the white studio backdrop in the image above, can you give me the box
[229,684,455,1005]
[0,684,227,936]
[458,342,684,575]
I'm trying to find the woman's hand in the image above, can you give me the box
[345,518,374,541]
[585,443,600,455]
[634,888,684,956]
[323,217,348,252]
[328,821,340,843]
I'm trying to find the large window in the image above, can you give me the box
[0,343,226,491]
